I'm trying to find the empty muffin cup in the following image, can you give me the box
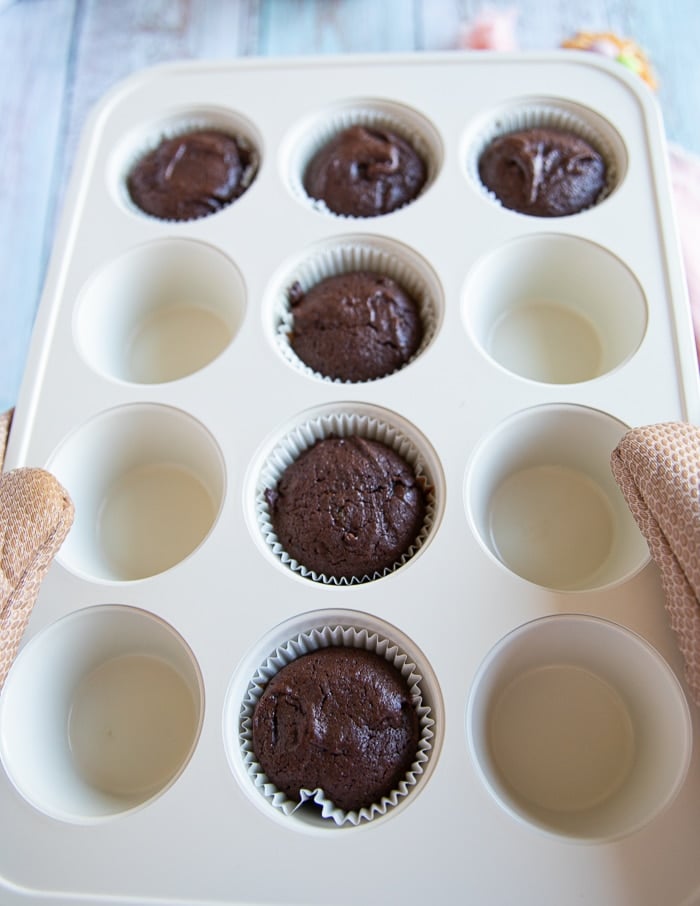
[0,605,204,823]
[225,608,441,830]
[464,234,647,383]
[46,404,225,582]
[75,239,245,384]
[467,614,692,842]
[465,404,648,591]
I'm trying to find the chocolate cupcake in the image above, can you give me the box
[303,124,427,217]
[264,434,426,582]
[478,126,606,217]
[252,646,420,812]
[127,129,257,221]
[288,270,423,382]
[236,619,438,826]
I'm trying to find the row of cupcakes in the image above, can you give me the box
[46,400,646,593]
[75,231,647,388]
[114,97,624,223]
[0,603,438,829]
[1,600,690,846]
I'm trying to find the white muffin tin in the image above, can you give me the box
[2,51,700,905]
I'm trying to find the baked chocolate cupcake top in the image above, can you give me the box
[478,127,606,217]
[127,129,257,221]
[288,271,423,382]
[303,124,427,217]
[265,434,426,581]
[252,646,420,812]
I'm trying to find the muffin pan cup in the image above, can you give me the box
[231,612,439,828]
[285,97,442,218]
[251,402,440,585]
[0,605,204,823]
[268,233,442,383]
[2,51,700,906]
[113,106,261,221]
[466,613,692,842]
[464,96,625,213]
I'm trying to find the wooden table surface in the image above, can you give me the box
[1,0,699,412]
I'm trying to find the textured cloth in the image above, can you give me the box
[0,409,11,471]
[611,423,700,705]
[0,409,74,688]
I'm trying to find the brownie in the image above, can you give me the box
[478,127,606,217]
[127,129,257,221]
[303,124,427,217]
[252,646,420,812]
[288,271,423,382]
[265,435,426,581]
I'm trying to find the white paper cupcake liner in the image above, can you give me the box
[271,236,441,383]
[113,106,260,222]
[288,99,442,218]
[256,407,437,585]
[239,622,435,827]
[466,98,623,213]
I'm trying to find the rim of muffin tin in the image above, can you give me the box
[463,96,628,215]
[266,233,444,383]
[110,105,263,222]
[282,96,443,218]
[246,402,443,586]
[225,608,443,832]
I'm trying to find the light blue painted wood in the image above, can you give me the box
[260,0,418,55]
[1,0,698,411]
[626,1,700,159]
[0,0,76,412]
